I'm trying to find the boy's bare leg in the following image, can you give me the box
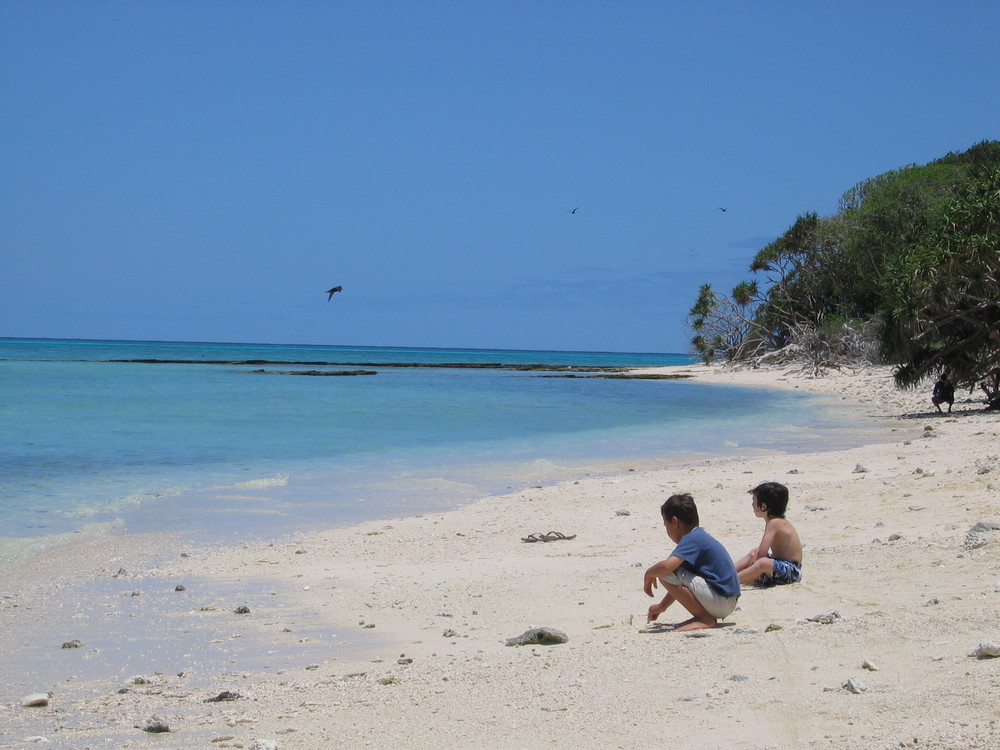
[733,549,754,572]
[662,581,716,631]
[737,556,774,585]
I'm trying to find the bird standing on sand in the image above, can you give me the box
[325,286,343,300]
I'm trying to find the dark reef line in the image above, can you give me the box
[97,359,691,379]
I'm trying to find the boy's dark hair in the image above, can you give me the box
[749,482,789,518]
[661,493,699,527]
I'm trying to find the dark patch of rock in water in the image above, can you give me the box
[253,369,378,377]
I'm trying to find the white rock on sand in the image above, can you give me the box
[2,364,999,749]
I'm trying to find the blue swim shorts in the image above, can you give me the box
[755,555,801,586]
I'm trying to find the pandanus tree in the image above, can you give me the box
[881,164,1000,407]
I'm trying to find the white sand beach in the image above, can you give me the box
[3,364,1000,749]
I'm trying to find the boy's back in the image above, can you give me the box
[763,516,802,564]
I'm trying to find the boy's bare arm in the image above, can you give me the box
[755,521,780,560]
[643,555,683,596]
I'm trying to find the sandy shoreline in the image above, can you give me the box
[3,364,1000,749]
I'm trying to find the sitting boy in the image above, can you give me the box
[644,493,740,631]
[734,481,803,586]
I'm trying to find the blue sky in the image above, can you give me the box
[2,2,998,354]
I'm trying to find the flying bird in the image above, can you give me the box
[718,207,729,212]
[568,206,580,214]
[325,286,343,301]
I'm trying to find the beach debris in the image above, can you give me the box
[204,691,242,702]
[800,610,842,625]
[765,623,783,632]
[442,629,458,638]
[924,598,940,607]
[728,674,749,682]
[521,531,577,543]
[505,627,569,646]
[112,567,129,578]
[248,741,279,750]
[140,720,170,733]
[23,737,49,743]
[21,693,50,708]
[843,677,869,694]
[234,605,252,614]
[61,639,83,649]
[970,641,1000,658]
[129,675,152,685]
[861,660,879,671]
[965,521,1000,550]
[852,463,869,474]
[615,509,631,516]
[888,533,904,542]
[175,584,186,591]
[678,692,707,701]
[787,469,801,474]
[803,504,828,512]
[397,657,413,664]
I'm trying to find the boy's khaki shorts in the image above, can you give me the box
[661,568,738,619]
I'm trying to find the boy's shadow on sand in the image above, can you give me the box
[639,621,736,635]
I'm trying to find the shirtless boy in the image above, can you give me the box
[734,482,803,586]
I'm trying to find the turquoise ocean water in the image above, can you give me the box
[1,338,878,549]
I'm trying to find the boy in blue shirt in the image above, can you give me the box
[644,493,740,631]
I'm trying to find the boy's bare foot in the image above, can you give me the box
[673,616,717,632]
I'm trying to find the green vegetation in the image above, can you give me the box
[687,140,1000,407]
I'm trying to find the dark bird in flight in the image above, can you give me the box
[718,207,729,212]
[568,206,580,214]
[325,286,343,301]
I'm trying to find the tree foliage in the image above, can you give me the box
[882,164,1000,404]
[686,140,1000,404]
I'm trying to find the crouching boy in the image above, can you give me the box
[644,493,740,631]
